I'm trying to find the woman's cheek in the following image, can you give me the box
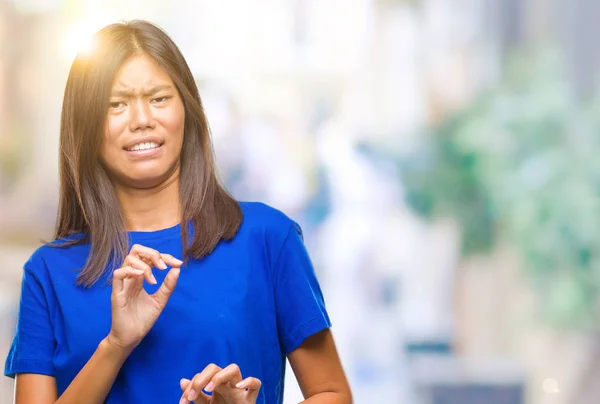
[106,115,128,140]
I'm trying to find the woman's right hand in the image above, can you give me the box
[107,244,183,352]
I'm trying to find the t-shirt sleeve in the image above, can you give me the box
[4,265,56,378]
[273,222,331,355]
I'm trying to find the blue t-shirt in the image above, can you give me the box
[4,202,331,403]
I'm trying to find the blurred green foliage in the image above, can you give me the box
[401,51,600,329]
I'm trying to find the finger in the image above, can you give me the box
[121,268,145,296]
[130,244,167,269]
[160,253,184,268]
[179,378,208,404]
[205,363,243,393]
[118,266,145,296]
[151,267,180,309]
[180,378,191,391]
[184,364,222,402]
[112,266,144,295]
[123,254,156,284]
[236,376,262,391]
[237,377,262,401]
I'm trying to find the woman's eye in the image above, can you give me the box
[151,96,170,104]
[109,101,125,109]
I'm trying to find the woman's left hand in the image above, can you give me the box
[179,363,261,404]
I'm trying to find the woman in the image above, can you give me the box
[4,20,351,404]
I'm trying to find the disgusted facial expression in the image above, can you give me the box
[100,54,186,189]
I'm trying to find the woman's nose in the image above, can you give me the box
[129,100,155,131]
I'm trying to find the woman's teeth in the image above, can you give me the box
[128,142,159,151]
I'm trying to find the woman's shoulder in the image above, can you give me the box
[24,233,88,277]
[236,202,306,271]
[239,201,297,229]
[237,201,302,241]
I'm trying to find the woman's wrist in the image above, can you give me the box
[102,335,135,362]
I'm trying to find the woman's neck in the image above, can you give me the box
[115,171,182,232]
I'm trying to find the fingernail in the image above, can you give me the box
[150,274,157,284]
[159,259,167,269]
[187,389,196,400]
[174,258,184,265]
[179,397,187,404]
[205,381,214,392]
[236,381,245,388]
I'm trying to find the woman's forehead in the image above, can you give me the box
[111,55,173,90]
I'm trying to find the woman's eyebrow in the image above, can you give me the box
[110,84,173,97]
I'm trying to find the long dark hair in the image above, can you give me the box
[55,20,242,286]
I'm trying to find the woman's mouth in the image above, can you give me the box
[126,141,161,151]
[125,141,164,158]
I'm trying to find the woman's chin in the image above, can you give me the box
[117,171,176,190]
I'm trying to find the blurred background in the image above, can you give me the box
[2,0,600,403]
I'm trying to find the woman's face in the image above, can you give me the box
[100,54,185,189]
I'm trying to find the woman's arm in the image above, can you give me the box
[13,246,181,404]
[14,374,57,404]
[288,329,353,404]
[15,338,129,404]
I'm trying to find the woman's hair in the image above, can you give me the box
[55,20,242,286]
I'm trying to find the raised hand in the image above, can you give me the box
[179,364,261,404]
[107,244,182,352]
